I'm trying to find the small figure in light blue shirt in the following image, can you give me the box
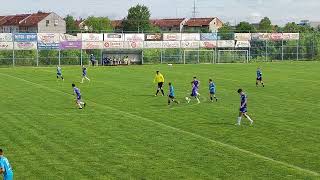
[0,149,13,180]
[168,82,179,105]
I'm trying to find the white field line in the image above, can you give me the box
[1,72,319,177]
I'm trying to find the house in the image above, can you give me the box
[150,18,187,32]
[0,12,66,33]
[184,17,223,32]
[75,19,88,31]
[111,20,123,32]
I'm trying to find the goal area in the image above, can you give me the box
[217,50,249,63]
[183,50,216,64]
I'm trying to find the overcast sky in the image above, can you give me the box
[0,0,319,25]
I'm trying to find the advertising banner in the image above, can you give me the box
[234,33,251,41]
[59,41,82,49]
[200,41,217,48]
[14,33,37,42]
[283,33,299,40]
[14,42,37,50]
[81,33,103,42]
[124,34,145,41]
[37,33,60,49]
[144,41,162,49]
[0,33,13,42]
[163,33,181,41]
[0,42,13,50]
[162,41,181,48]
[200,33,218,40]
[235,41,251,48]
[181,33,200,41]
[104,33,124,41]
[103,41,124,49]
[217,40,235,48]
[145,33,162,41]
[251,33,270,41]
[181,41,199,49]
[124,41,144,49]
[82,42,103,49]
[60,34,81,41]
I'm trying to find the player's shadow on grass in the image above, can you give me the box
[199,122,235,126]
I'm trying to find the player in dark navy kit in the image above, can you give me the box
[72,83,86,109]
[186,77,201,104]
[256,68,265,87]
[56,66,64,81]
[236,89,254,126]
[81,66,90,83]
[209,79,218,102]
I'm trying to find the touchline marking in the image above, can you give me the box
[1,72,319,177]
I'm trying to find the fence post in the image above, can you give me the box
[160,49,163,64]
[281,38,284,61]
[12,42,15,67]
[296,39,299,61]
[36,50,39,67]
[58,50,61,66]
[141,50,144,65]
[80,49,83,66]
[100,49,103,65]
[265,40,268,62]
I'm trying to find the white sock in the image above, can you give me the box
[78,103,82,108]
[244,114,253,124]
[85,77,90,81]
[237,117,242,125]
[80,102,85,105]
[81,78,84,83]
[196,97,200,103]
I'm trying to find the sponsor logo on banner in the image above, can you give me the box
[0,33,13,42]
[60,34,81,41]
[181,41,199,48]
[234,33,251,41]
[200,41,217,48]
[217,40,235,48]
[82,42,103,49]
[124,41,143,49]
[145,33,162,41]
[14,42,37,50]
[163,33,181,41]
[124,34,145,41]
[269,33,283,41]
[235,41,251,48]
[283,33,299,40]
[59,41,82,49]
[14,33,37,42]
[0,42,13,50]
[162,41,181,48]
[181,33,200,41]
[200,33,218,40]
[103,41,124,49]
[104,33,124,41]
[37,33,60,49]
[251,33,270,41]
[144,41,162,48]
[80,33,103,41]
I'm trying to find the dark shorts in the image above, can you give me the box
[169,95,175,99]
[158,82,164,89]
[210,91,215,95]
[77,95,81,100]
[240,107,247,113]
[257,77,262,81]
[57,73,62,76]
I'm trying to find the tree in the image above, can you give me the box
[65,15,79,33]
[85,16,113,32]
[218,22,234,40]
[235,21,256,33]
[283,22,300,33]
[122,4,152,32]
[258,17,273,32]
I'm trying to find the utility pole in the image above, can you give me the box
[192,0,197,18]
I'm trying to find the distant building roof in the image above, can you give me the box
[0,12,51,27]
[150,18,186,28]
[1,14,30,26]
[111,20,123,29]
[185,18,216,27]
[19,12,50,26]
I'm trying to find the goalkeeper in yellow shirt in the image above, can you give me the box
[154,71,165,96]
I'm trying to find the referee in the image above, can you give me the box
[154,71,165,96]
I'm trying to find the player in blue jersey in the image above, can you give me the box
[168,82,179,105]
[81,66,90,83]
[186,77,200,104]
[256,68,265,87]
[56,66,64,81]
[236,89,254,126]
[72,83,86,109]
[209,79,218,102]
[0,149,13,180]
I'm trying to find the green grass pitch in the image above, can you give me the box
[0,62,319,179]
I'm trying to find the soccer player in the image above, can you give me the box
[0,149,13,180]
[209,79,218,102]
[154,71,165,96]
[186,77,200,104]
[236,89,254,126]
[256,67,265,87]
[56,65,64,81]
[72,83,86,109]
[168,82,179,105]
[81,66,90,83]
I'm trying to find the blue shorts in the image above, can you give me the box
[257,77,262,81]
[4,172,13,180]
[240,107,247,113]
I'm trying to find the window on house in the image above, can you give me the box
[46,20,50,26]
[54,20,58,26]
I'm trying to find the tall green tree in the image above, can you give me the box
[235,21,256,33]
[283,22,300,33]
[218,22,234,40]
[122,4,152,32]
[258,17,273,32]
[85,16,113,32]
[65,15,79,33]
